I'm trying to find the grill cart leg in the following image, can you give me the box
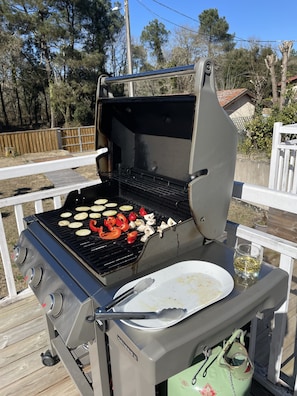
[108,335,156,396]
[41,314,60,365]
[88,323,112,396]
[52,335,94,396]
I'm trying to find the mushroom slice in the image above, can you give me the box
[137,224,146,232]
[167,217,177,226]
[140,234,149,243]
[140,226,155,242]
[129,221,136,229]
[157,221,169,232]
[143,225,155,236]
[144,213,155,221]
[146,218,156,226]
[135,219,145,227]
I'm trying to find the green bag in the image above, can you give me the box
[168,329,253,396]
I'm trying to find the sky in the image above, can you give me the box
[125,0,297,51]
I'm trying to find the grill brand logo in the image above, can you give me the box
[117,335,138,362]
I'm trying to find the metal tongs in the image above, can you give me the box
[104,277,155,311]
[86,277,186,323]
[93,307,186,321]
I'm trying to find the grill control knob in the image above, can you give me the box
[25,267,43,288]
[12,245,27,265]
[42,293,63,317]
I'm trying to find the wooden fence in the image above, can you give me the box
[0,126,95,155]
[59,126,95,152]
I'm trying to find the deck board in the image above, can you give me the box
[0,289,295,395]
[0,295,79,396]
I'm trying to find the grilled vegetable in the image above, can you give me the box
[75,229,91,237]
[128,212,138,222]
[98,226,122,240]
[89,219,101,232]
[116,213,130,232]
[119,205,133,212]
[127,231,138,244]
[60,212,72,218]
[68,222,83,229]
[139,207,147,216]
[104,216,117,231]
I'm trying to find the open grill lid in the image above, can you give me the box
[95,59,238,240]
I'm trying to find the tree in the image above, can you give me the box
[168,26,205,66]
[198,9,235,57]
[0,0,123,129]
[265,53,278,106]
[140,19,169,65]
[279,41,293,110]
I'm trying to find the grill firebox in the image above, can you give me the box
[34,171,192,283]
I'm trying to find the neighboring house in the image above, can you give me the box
[277,75,297,101]
[217,88,255,132]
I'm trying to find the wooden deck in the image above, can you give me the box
[0,295,79,396]
[1,279,296,396]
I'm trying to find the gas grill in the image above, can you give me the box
[13,59,288,396]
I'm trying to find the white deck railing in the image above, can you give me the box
[269,122,297,193]
[0,149,106,304]
[1,152,297,394]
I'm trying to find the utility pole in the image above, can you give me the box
[124,0,134,96]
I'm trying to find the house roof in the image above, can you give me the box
[277,75,297,86]
[217,88,253,108]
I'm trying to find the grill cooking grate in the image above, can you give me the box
[36,172,191,277]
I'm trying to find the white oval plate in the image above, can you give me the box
[113,260,234,330]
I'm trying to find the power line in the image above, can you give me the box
[135,0,198,33]
[150,0,198,23]
[137,0,296,45]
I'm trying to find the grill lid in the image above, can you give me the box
[95,59,237,240]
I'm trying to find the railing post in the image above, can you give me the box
[56,128,62,149]
[267,253,294,385]
[269,122,282,190]
[0,213,17,299]
[78,127,83,152]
